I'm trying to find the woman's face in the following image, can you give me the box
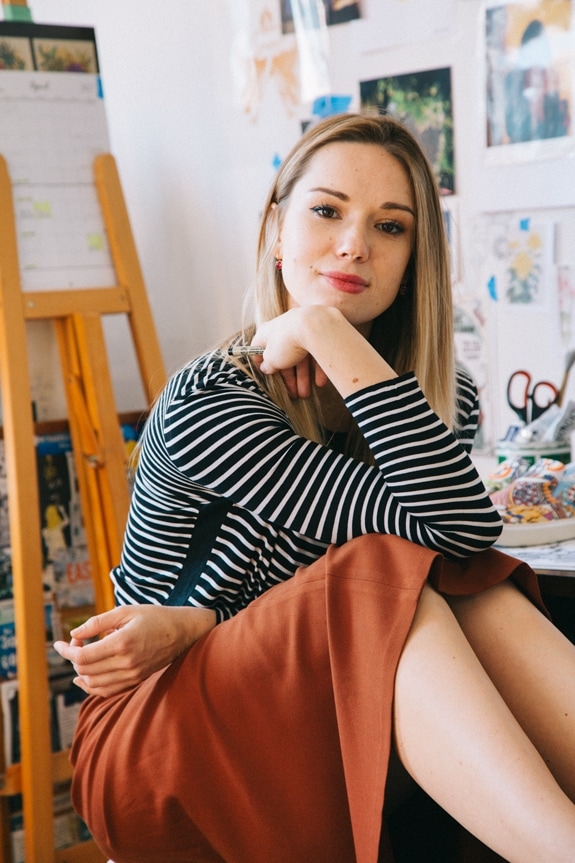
[275,141,416,335]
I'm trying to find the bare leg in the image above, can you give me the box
[393,584,575,863]
[447,580,575,800]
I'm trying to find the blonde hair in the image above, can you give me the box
[224,112,456,459]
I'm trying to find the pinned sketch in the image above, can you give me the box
[504,219,556,305]
[227,0,300,118]
[475,214,556,308]
[485,0,574,163]
[360,67,455,194]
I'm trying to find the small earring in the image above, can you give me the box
[399,282,408,295]
[275,259,283,271]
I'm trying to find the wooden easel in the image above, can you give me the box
[0,146,166,861]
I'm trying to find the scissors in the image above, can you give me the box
[506,370,558,425]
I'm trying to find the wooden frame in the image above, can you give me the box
[0,153,166,862]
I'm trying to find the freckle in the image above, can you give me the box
[352,377,359,383]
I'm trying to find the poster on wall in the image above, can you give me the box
[485,0,574,164]
[360,67,456,195]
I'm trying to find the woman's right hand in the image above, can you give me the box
[53,604,217,698]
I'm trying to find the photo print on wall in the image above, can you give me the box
[360,66,456,195]
[485,0,572,148]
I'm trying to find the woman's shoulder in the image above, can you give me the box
[167,349,268,399]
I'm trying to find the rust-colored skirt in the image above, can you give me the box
[70,534,543,863]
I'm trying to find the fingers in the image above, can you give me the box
[294,358,311,398]
[314,362,329,388]
[279,360,312,399]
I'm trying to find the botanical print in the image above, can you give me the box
[0,36,33,70]
[476,214,556,307]
[505,219,550,304]
[32,38,99,74]
[360,67,455,194]
[485,0,573,147]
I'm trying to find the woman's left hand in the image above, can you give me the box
[53,604,217,697]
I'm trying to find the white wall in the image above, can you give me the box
[10,1,575,458]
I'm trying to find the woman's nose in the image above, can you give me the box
[335,224,369,260]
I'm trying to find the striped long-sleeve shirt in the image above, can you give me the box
[111,351,502,620]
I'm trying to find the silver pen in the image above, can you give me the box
[227,345,265,357]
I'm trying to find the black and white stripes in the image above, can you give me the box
[111,351,502,621]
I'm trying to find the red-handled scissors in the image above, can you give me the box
[506,370,558,425]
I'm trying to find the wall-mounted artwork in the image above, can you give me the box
[360,66,455,195]
[32,37,99,74]
[0,35,34,70]
[281,0,361,34]
[485,0,573,149]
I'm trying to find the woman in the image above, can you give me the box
[55,113,575,863]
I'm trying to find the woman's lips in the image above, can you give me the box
[322,271,368,294]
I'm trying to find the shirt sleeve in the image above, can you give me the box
[162,364,502,559]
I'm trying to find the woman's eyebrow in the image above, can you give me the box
[309,186,415,217]
[382,202,415,217]
[309,186,349,200]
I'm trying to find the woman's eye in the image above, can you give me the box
[377,220,404,235]
[311,204,338,219]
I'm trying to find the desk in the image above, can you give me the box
[498,539,575,642]
[497,538,575,586]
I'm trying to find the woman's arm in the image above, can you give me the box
[161,306,500,557]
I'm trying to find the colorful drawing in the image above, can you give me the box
[0,36,33,70]
[32,38,98,73]
[505,220,548,304]
[476,215,556,308]
[485,0,573,147]
[360,67,455,194]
